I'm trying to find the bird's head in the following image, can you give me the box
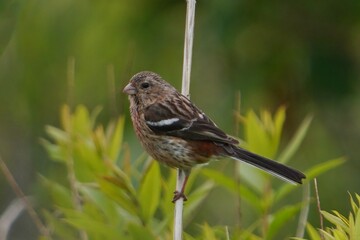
[123,71,176,107]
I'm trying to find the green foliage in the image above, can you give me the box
[203,107,344,239]
[293,194,360,240]
[40,105,213,239]
[40,105,344,240]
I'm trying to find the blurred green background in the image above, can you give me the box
[1,0,360,239]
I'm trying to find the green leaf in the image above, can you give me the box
[273,106,286,153]
[72,105,91,136]
[90,105,103,128]
[39,175,73,208]
[97,177,138,216]
[354,202,360,240]
[201,223,218,240]
[45,125,70,143]
[64,210,123,240]
[107,116,125,161]
[79,184,120,223]
[321,211,349,232]
[305,157,345,181]
[278,115,313,164]
[306,223,321,240]
[245,110,274,158]
[42,210,78,240]
[138,161,161,223]
[350,193,359,216]
[40,139,67,162]
[73,140,106,181]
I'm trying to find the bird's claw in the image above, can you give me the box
[172,190,187,203]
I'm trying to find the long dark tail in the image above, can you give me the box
[225,145,306,184]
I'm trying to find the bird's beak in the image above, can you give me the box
[123,83,137,95]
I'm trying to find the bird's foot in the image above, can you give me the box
[172,190,187,203]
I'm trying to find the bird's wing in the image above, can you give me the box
[144,100,238,145]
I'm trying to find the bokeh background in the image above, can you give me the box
[1,0,360,239]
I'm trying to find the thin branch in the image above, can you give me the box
[0,156,51,238]
[314,178,324,240]
[174,1,196,240]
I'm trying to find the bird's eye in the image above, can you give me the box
[141,82,150,89]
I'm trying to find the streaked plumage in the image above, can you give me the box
[123,71,306,202]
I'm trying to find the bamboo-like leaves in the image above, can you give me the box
[41,104,213,239]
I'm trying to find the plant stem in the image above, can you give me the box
[174,1,196,240]
[181,0,196,98]
[314,178,324,240]
[0,156,51,239]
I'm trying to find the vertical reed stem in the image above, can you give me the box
[174,1,196,240]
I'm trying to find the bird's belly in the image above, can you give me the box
[144,135,197,169]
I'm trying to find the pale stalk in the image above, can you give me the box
[174,1,196,240]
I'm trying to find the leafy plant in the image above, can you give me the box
[202,107,345,239]
[293,194,360,240]
[39,104,344,240]
[40,105,213,240]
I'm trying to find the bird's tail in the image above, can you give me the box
[224,145,306,184]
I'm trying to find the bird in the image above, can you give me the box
[123,71,306,202]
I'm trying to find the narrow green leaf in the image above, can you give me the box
[42,210,78,240]
[45,125,70,143]
[321,211,349,232]
[278,115,312,164]
[350,193,359,216]
[39,175,72,208]
[138,161,161,223]
[245,110,274,158]
[40,139,67,162]
[306,223,321,240]
[65,215,122,240]
[305,157,345,181]
[107,116,125,161]
[319,229,336,240]
[201,223,218,240]
[72,105,91,136]
[332,210,349,226]
[79,185,120,223]
[90,105,103,128]
[97,177,138,216]
[60,104,72,133]
[354,199,360,240]
[273,106,286,153]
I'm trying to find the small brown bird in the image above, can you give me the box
[123,71,306,202]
